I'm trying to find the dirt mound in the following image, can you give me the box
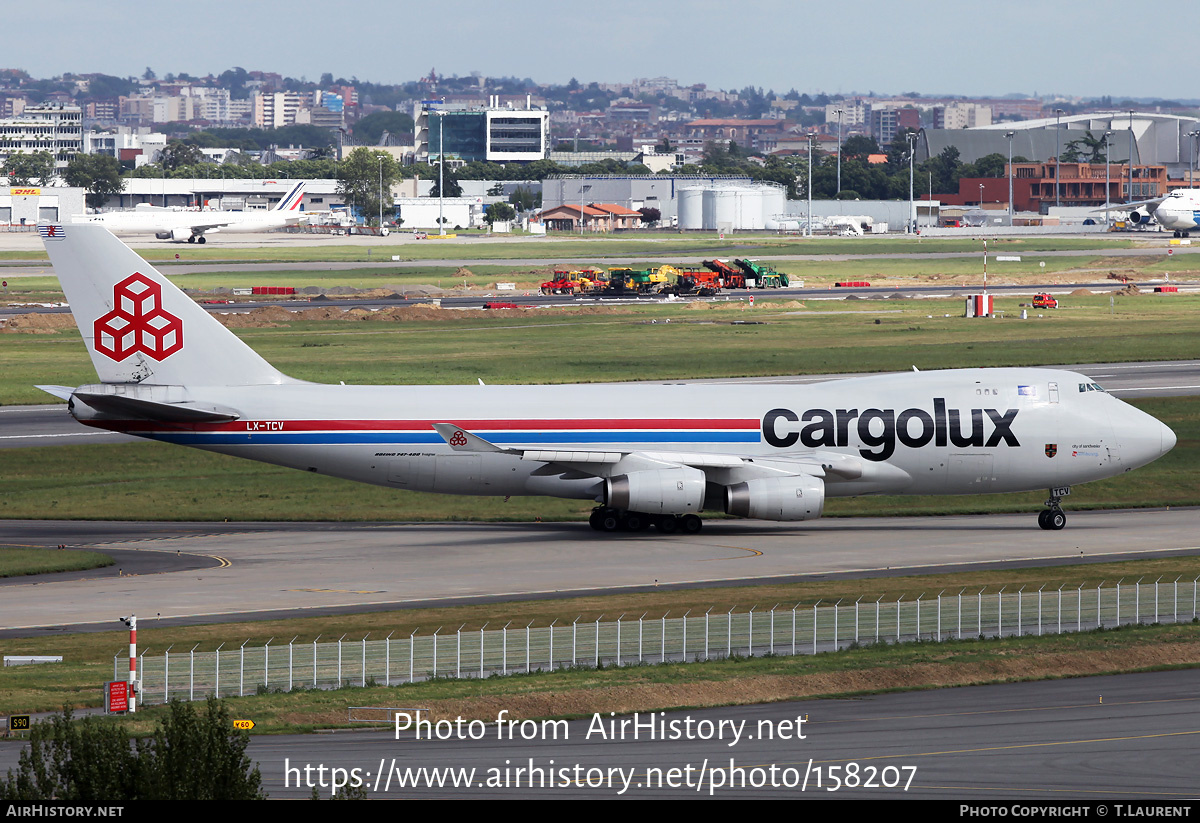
[0,313,76,333]
[685,301,715,310]
[213,310,285,329]
[761,300,805,309]
[455,267,474,279]
[1116,284,1142,296]
[1070,288,1094,296]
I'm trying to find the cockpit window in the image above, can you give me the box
[1079,383,1107,393]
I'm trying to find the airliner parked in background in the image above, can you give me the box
[1119,188,1200,237]
[36,225,1176,534]
[71,181,307,243]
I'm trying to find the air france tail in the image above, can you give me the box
[41,223,289,387]
[274,181,306,212]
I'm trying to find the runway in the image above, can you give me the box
[241,669,1200,798]
[2,668,1194,798]
[2,507,1197,633]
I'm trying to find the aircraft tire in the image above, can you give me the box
[589,509,606,531]
[1048,509,1067,530]
[680,514,703,534]
[656,515,679,535]
[623,512,649,531]
[601,511,622,532]
[1037,510,1051,530]
[198,236,206,244]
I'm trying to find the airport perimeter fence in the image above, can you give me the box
[118,578,1199,705]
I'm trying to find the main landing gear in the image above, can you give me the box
[589,506,703,535]
[1037,493,1067,531]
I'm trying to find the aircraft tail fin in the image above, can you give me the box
[41,223,291,387]
[274,181,306,212]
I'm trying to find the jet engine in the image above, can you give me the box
[724,475,825,521]
[1127,210,1151,225]
[604,467,705,514]
[155,227,195,241]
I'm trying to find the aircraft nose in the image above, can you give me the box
[1108,400,1175,469]
[1161,421,1177,455]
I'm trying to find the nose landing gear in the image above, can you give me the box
[1038,492,1067,530]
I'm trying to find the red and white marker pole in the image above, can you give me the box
[125,615,137,713]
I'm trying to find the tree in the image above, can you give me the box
[1,699,264,801]
[353,110,415,145]
[841,135,880,162]
[428,165,462,198]
[638,207,661,225]
[158,140,204,172]
[508,185,540,212]
[2,150,56,186]
[140,698,264,800]
[1063,130,1107,164]
[64,153,125,208]
[484,202,516,225]
[336,147,402,225]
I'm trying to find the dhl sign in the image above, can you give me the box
[11,188,41,196]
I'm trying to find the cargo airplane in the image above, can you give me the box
[37,224,1176,533]
[71,181,307,243]
[1115,188,1200,237]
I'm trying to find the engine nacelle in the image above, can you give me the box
[156,227,195,241]
[604,467,705,514]
[1128,210,1151,225]
[724,475,825,521]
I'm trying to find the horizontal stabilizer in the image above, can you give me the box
[73,391,240,423]
[35,384,76,401]
[432,423,513,453]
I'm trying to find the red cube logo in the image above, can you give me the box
[94,273,183,361]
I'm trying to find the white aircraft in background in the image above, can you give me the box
[72,181,307,243]
[36,225,1176,533]
[1116,188,1200,237]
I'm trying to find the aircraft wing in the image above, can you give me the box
[431,423,876,482]
[185,219,237,232]
[1092,197,1164,213]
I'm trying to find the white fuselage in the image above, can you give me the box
[71,209,300,237]
[70,368,1173,504]
[1152,190,1200,232]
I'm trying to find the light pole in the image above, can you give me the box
[979,183,985,211]
[377,155,383,230]
[806,133,814,237]
[1104,131,1112,226]
[1055,109,1065,208]
[906,131,916,234]
[437,109,445,236]
[1188,130,1200,187]
[1005,131,1015,226]
[835,107,844,196]
[1128,109,1135,203]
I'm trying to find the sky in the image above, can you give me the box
[7,1,1193,101]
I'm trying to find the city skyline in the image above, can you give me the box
[6,0,1195,102]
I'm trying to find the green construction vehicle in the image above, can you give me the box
[734,259,789,289]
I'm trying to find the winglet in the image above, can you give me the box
[432,423,510,453]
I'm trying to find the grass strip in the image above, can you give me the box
[0,546,114,577]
